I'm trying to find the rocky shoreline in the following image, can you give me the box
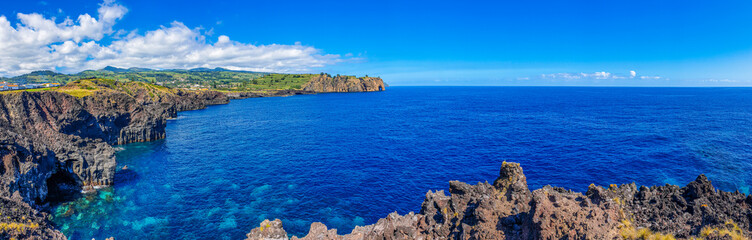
[246,162,751,240]
[0,77,384,239]
[4,76,750,240]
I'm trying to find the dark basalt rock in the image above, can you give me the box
[0,195,66,240]
[0,92,116,206]
[619,174,751,238]
[0,129,57,206]
[246,162,752,240]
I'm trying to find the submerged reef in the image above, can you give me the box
[246,162,752,240]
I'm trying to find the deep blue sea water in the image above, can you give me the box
[53,87,752,239]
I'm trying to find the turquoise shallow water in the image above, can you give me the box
[52,87,752,239]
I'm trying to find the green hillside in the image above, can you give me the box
[1,67,324,91]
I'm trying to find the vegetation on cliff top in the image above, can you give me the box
[1,78,182,99]
[57,78,178,98]
[0,67,380,92]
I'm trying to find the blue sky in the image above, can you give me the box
[1,0,752,86]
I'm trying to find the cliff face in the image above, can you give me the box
[246,162,752,240]
[65,89,230,145]
[0,80,229,208]
[303,75,385,93]
[0,92,117,206]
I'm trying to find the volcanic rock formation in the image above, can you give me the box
[0,195,66,240]
[246,162,751,240]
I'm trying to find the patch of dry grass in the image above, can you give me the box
[0,222,39,232]
[699,220,746,240]
[619,220,677,240]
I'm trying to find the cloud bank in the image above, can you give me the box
[0,0,341,76]
[539,71,663,81]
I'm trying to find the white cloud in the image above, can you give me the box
[0,1,342,76]
[581,71,611,79]
[702,78,737,83]
[540,71,662,81]
[541,73,583,79]
[541,72,611,80]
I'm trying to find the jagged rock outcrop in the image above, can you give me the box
[246,162,751,240]
[246,219,290,240]
[597,174,752,239]
[0,195,66,240]
[303,74,385,93]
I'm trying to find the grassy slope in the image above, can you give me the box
[61,78,180,98]
[75,70,269,90]
[4,68,379,93]
[5,70,311,91]
[1,78,180,99]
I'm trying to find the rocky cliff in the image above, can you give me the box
[303,75,385,93]
[246,162,751,240]
[0,75,385,239]
[0,79,231,209]
[0,76,382,207]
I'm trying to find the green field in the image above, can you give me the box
[0,67,326,91]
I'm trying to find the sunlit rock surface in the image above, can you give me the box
[303,75,385,93]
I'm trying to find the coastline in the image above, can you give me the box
[2,82,751,240]
[0,77,385,239]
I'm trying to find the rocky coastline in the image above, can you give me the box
[0,77,384,239]
[246,162,751,240]
[3,76,750,240]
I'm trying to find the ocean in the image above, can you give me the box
[52,86,752,239]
